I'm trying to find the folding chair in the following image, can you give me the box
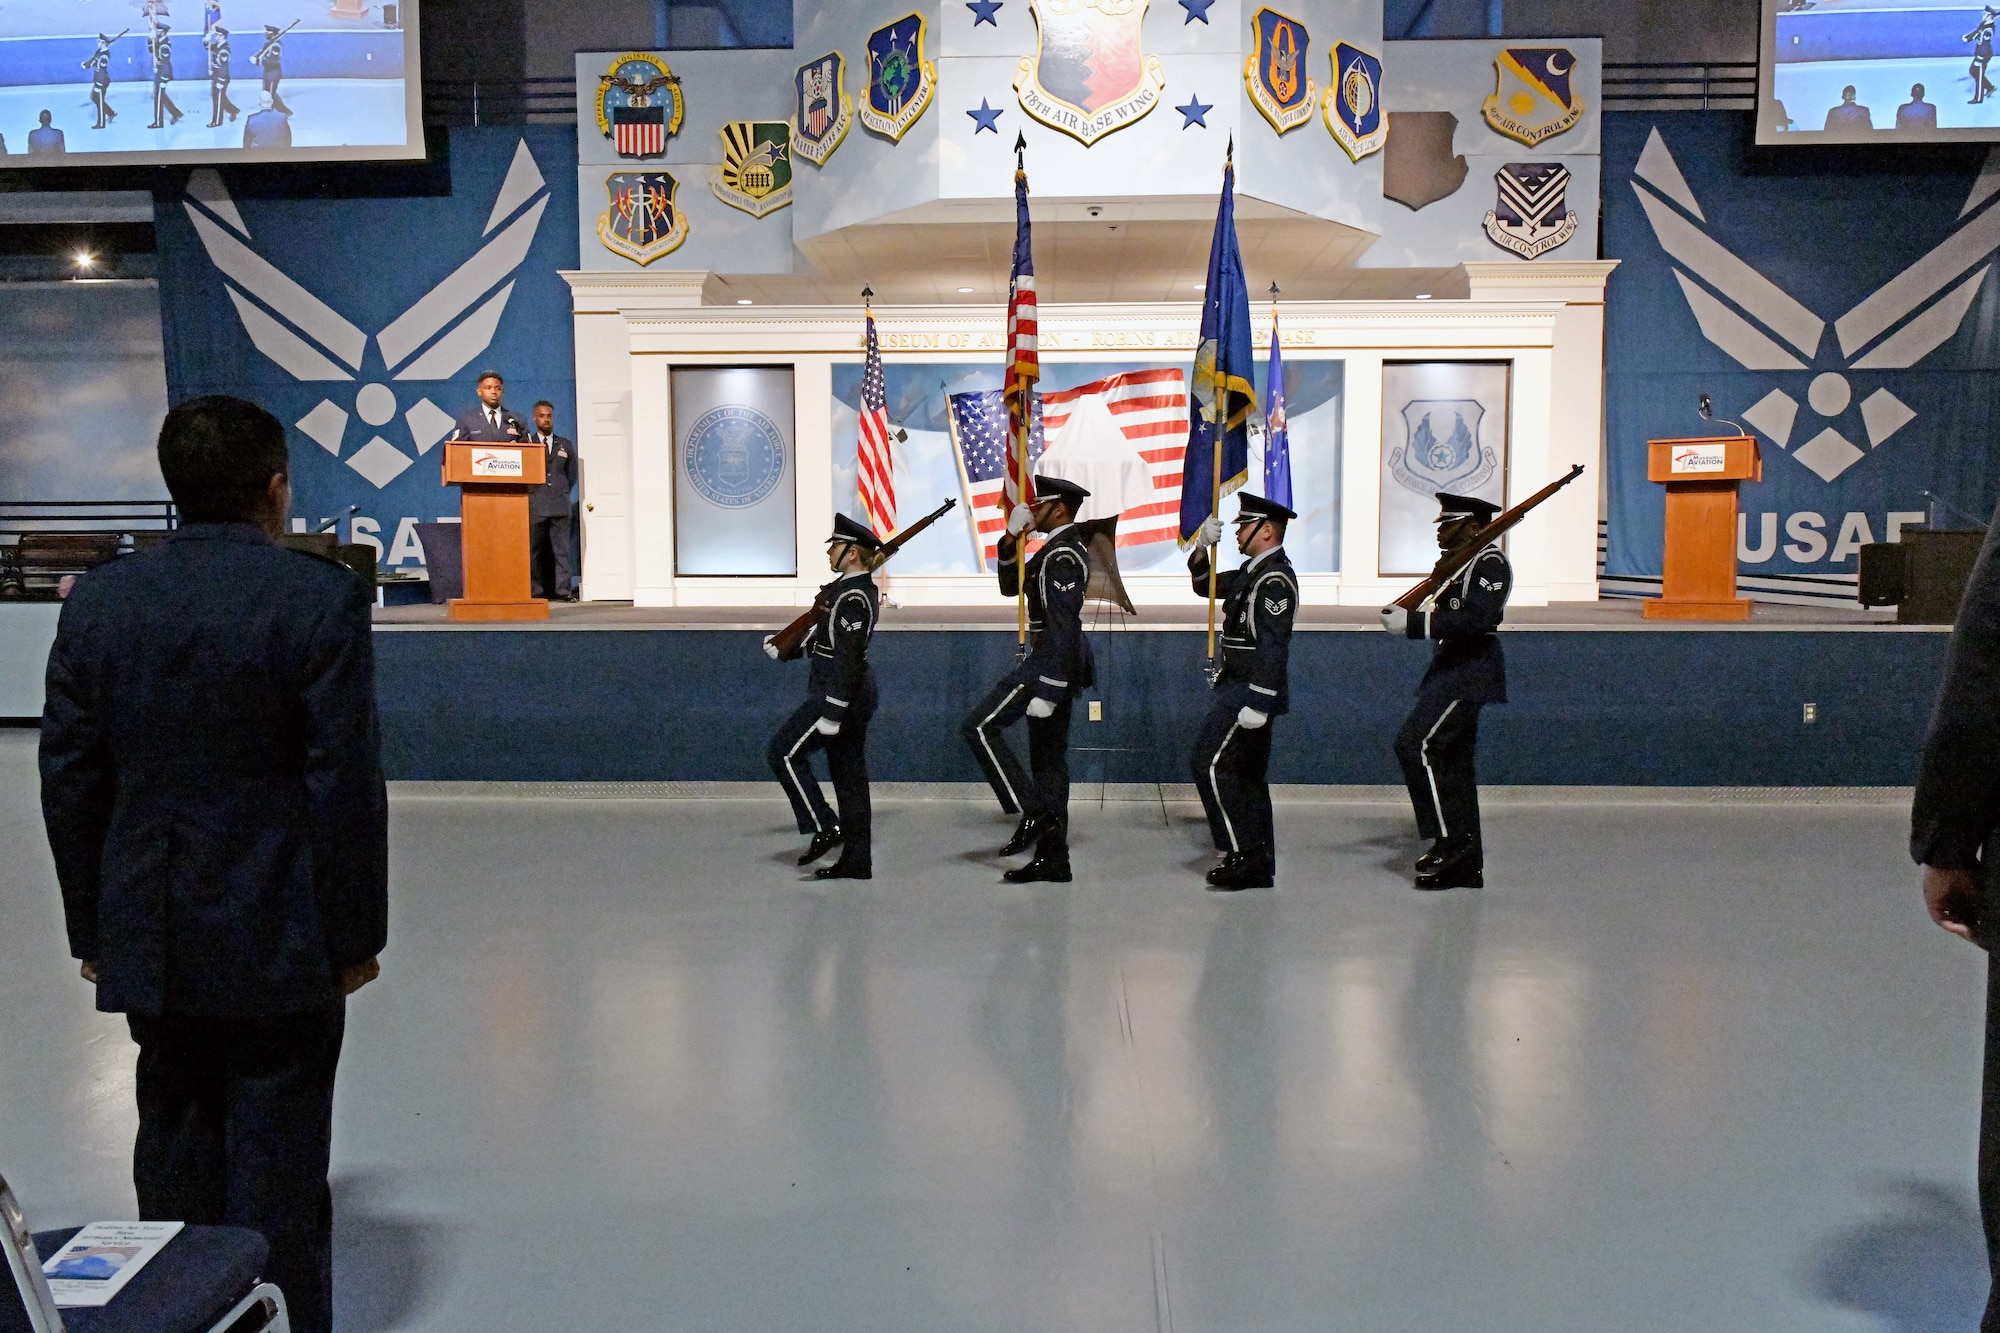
[0,1172,289,1333]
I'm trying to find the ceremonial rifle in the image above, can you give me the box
[766,497,959,662]
[252,20,299,64]
[1388,463,1585,612]
[86,30,132,64]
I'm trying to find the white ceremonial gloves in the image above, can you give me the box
[814,717,842,736]
[1237,706,1268,730]
[1380,605,1408,634]
[1006,502,1035,536]
[1026,697,1056,719]
[1194,515,1222,550]
[762,635,780,660]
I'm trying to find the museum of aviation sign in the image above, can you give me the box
[1013,0,1165,145]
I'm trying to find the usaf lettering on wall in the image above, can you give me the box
[1013,0,1165,146]
[1245,8,1316,135]
[712,122,793,218]
[598,170,688,265]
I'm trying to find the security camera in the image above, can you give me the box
[1087,205,1102,218]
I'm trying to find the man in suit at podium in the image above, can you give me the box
[451,370,527,443]
[527,399,577,601]
[39,395,387,1333]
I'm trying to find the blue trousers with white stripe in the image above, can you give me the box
[961,665,1072,853]
[1191,698,1275,856]
[1394,695,1483,851]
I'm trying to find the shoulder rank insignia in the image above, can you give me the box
[861,13,937,142]
[596,52,683,159]
[1481,47,1584,146]
[1323,41,1386,161]
[1482,162,1578,259]
[1246,8,1316,135]
[712,121,793,217]
[1013,0,1165,145]
[793,51,853,167]
[598,171,689,265]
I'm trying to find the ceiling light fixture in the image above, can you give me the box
[736,298,753,305]
[72,251,95,270]
[957,286,974,293]
[1414,293,1432,300]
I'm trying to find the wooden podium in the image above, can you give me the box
[1644,434,1760,621]
[441,442,547,622]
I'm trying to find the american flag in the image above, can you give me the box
[613,105,667,158]
[1041,369,1189,548]
[855,311,896,538]
[947,389,1045,567]
[1002,164,1038,515]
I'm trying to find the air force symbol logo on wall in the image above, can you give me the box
[1482,47,1583,146]
[1389,400,1498,496]
[1013,0,1164,146]
[861,13,937,142]
[686,406,786,508]
[598,171,688,266]
[1245,8,1316,135]
[1633,125,2000,482]
[1323,41,1386,161]
[1483,162,1577,258]
[181,142,551,491]
[793,52,853,167]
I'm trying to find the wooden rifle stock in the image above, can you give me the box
[767,498,959,661]
[1390,464,1585,611]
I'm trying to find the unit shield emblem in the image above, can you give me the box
[1481,47,1583,146]
[860,13,937,142]
[595,52,684,159]
[1322,40,1386,160]
[1389,399,1498,496]
[793,51,854,166]
[598,171,688,266]
[1245,8,1316,134]
[1013,0,1165,146]
[1482,162,1577,259]
[711,121,794,217]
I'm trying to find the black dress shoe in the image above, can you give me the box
[999,813,1049,857]
[796,827,843,865]
[1003,855,1071,883]
[1415,836,1463,874]
[813,860,871,880]
[1415,849,1483,891]
[1206,851,1274,891]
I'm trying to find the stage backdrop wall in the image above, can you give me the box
[154,127,581,570]
[1603,111,2000,582]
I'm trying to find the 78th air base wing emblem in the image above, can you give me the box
[793,52,853,167]
[712,121,794,217]
[1323,40,1386,160]
[1482,47,1584,146]
[1013,0,1165,145]
[860,13,937,142]
[598,171,688,265]
[1482,162,1577,258]
[1246,8,1316,135]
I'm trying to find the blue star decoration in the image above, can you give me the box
[1179,0,1213,23]
[967,0,1002,24]
[968,98,1004,133]
[1176,94,1212,128]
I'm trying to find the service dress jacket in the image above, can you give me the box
[1190,544,1298,715]
[1913,506,2000,873]
[1408,544,1512,704]
[528,431,577,520]
[996,523,1095,702]
[40,524,389,1018]
[801,570,879,725]
[450,404,529,443]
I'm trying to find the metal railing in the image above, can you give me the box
[425,78,580,126]
[1602,62,1758,112]
[0,500,176,537]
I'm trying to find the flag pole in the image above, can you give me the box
[1204,139,1233,670]
[1014,133,1030,652]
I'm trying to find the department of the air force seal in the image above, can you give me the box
[793,51,854,167]
[1482,162,1577,258]
[597,171,688,266]
[1245,8,1316,135]
[595,52,684,158]
[1013,0,1164,146]
[1481,47,1583,146]
[861,13,937,142]
[711,121,793,217]
[1322,40,1386,160]
[685,405,786,509]
[1388,399,1498,496]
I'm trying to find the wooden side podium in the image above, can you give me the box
[441,442,547,622]
[1644,435,1760,621]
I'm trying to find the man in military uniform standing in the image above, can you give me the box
[1187,493,1298,891]
[961,474,1093,884]
[205,25,239,127]
[147,22,183,129]
[527,400,577,602]
[258,25,292,116]
[1382,493,1511,890]
[83,34,118,129]
[764,515,881,881]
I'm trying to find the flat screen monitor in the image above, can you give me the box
[1760,0,2000,143]
[0,0,423,166]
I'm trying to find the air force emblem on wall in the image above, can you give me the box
[1245,8,1315,135]
[1323,41,1386,161]
[1013,0,1164,146]
[1389,400,1498,496]
[598,171,688,266]
[1482,47,1583,147]
[712,122,793,217]
[793,52,853,166]
[1483,162,1577,258]
[685,405,786,509]
[861,13,937,142]
[595,52,684,159]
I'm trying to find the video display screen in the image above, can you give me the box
[1,0,423,166]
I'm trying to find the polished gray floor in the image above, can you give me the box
[0,729,1989,1331]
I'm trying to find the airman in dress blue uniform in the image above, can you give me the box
[765,514,882,880]
[148,23,183,129]
[205,26,239,127]
[1383,492,1512,890]
[83,34,119,129]
[1187,493,1299,891]
[962,474,1094,883]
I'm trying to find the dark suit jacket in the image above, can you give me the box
[40,524,388,1018]
[528,431,576,519]
[1913,503,2000,871]
[243,109,290,148]
[452,405,528,443]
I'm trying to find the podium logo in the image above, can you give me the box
[1632,125,2000,483]
[1669,444,1727,474]
[181,140,551,490]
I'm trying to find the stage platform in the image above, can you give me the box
[364,600,1950,787]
